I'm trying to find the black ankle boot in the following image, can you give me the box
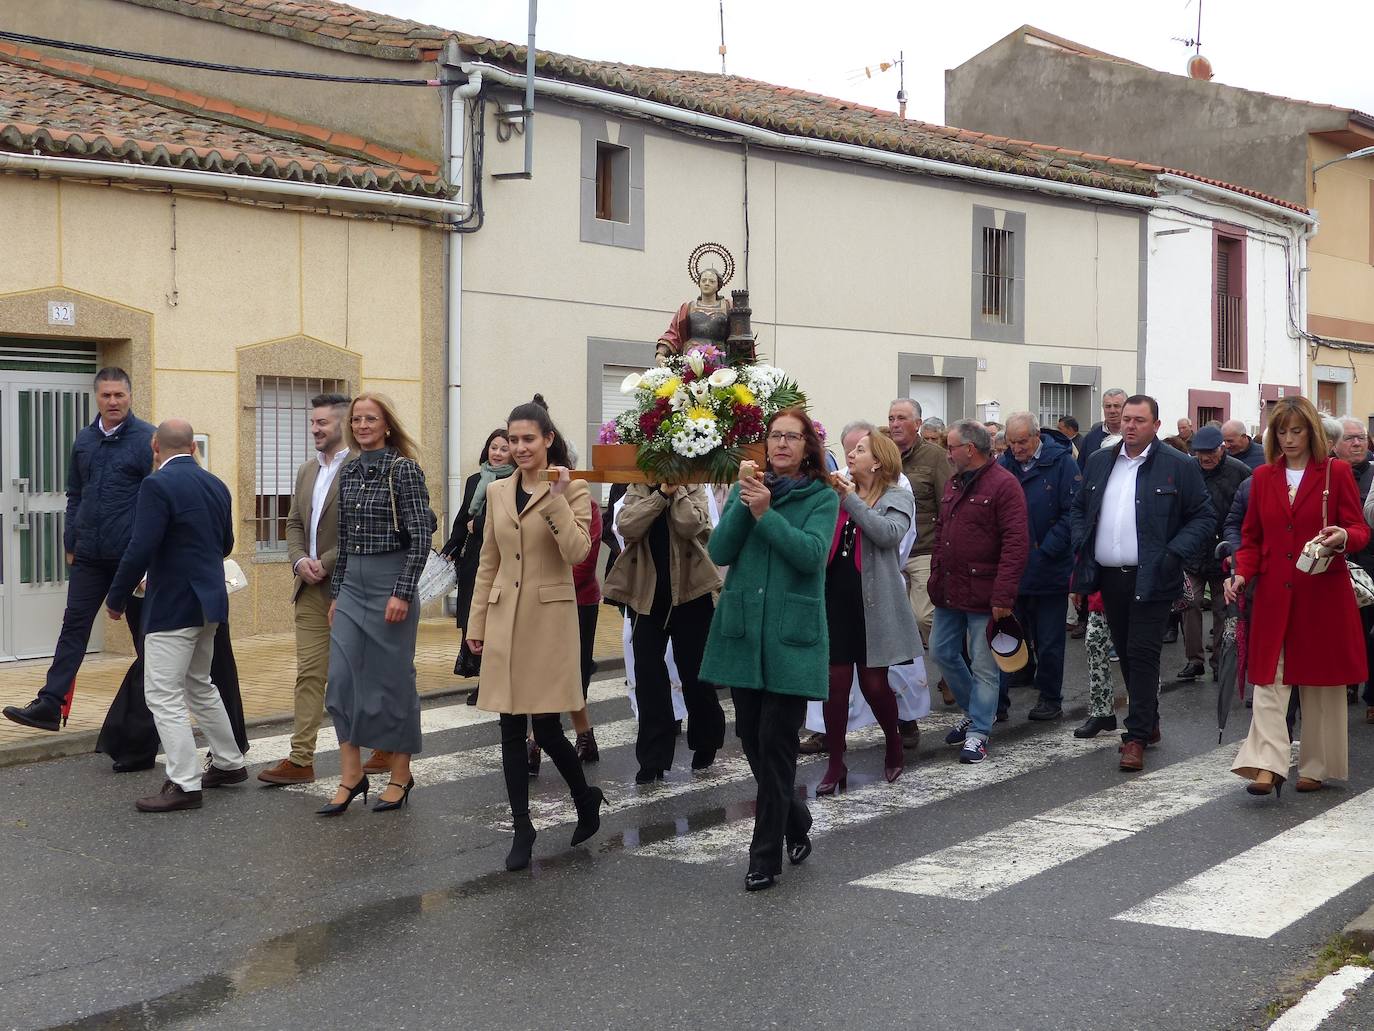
[570,786,605,847]
[506,817,536,871]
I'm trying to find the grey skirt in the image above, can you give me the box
[326,550,422,754]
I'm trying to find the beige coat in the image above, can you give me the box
[284,450,355,603]
[603,483,720,614]
[467,476,592,714]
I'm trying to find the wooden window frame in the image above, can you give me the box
[1212,223,1248,383]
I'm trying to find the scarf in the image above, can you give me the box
[470,461,515,516]
[763,472,811,502]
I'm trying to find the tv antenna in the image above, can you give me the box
[718,0,727,74]
[848,52,907,118]
[1172,0,1203,54]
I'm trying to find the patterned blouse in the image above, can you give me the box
[331,447,435,602]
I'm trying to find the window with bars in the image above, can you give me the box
[981,227,1015,324]
[1038,383,1074,428]
[1214,230,1247,377]
[254,375,345,553]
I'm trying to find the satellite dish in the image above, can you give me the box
[1187,54,1214,80]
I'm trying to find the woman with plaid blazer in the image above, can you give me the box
[321,393,435,817]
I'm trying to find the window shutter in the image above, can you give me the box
[1216,242,1232,296]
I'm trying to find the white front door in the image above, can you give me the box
[0,373,94,660]
[908,376,948,424]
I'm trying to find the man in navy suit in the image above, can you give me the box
[107,419,247,813]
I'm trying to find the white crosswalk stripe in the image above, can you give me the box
[850,741,1249,900]
[1114,786,1374,939]
[631,720,1116,865]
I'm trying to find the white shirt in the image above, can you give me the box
[1094,441,1154,568]
[97,415,125,437]
[1019,442,1043,472]
[1285,465,1304,502]
[305,447,350,564]
[158,452,195,470]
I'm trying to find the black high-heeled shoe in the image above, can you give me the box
[372,777,414,812]
[570,786,605,846]
[315,775,369,817]
[744,871,776,892]
[787,835,812,866]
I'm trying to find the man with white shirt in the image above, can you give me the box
[3,368,154,735]
[1070,395,1213,772]
[258,393,357,785]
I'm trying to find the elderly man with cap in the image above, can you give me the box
[1177,425,1250,682]
[1221,419,1265,471]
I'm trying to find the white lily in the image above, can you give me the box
[620,372,643,394]
[689,380,710,400]
[687,352,706,377]
[708,367,738,388]
[669,387,689,410]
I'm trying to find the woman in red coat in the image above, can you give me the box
[1225,396,1370,796]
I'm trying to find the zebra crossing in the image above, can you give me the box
[236,674,1374,945]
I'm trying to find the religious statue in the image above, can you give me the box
[656,242,735,364]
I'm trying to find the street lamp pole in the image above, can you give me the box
[1311,145,1374,190]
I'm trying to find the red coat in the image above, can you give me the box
[573,502,603,605]
[1235,458,1370,687]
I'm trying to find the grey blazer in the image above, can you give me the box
[840,486,923,668]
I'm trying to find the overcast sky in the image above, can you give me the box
[363,0,1373,124]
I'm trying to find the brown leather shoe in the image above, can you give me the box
[135,780,203,813]
[1296,777,1323,792]
[258,759,316,785]
[201,764,247,789]
[1119,740,1145,772]
[798,732,828,755]
[363,750,393,774]
[938,679,956,706]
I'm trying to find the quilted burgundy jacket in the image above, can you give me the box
[928,461,1030,613]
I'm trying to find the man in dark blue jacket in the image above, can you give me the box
[1076,388,1127,471]
[1071,395,1214,772]
[107,419,245,812]
[997,413,1082,722]
[3,368,154,735]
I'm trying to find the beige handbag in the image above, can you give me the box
[1294,461,1334,575]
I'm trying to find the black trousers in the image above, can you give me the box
[731,687,810,877]
[577,603,599,699]
[1098,566,1171,743]
[631,595,724,773]
[96,623,249,765]
[41,558,143,706]
[499,713,588,820]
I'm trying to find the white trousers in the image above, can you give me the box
[145,623,245,790]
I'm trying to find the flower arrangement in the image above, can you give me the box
[598,344,807,482]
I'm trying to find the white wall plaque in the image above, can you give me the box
[47,301,76,326]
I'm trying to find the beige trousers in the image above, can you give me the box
[289,581,332,766]
[905,552,941,685]
[1232,651,1349,783]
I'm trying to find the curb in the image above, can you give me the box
[0,656,628,771]
[1343,903,1374,953]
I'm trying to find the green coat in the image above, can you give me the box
[700,478,839,699]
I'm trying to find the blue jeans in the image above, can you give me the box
[931,607,999,741]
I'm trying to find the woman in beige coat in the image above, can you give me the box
[467,397,606,871]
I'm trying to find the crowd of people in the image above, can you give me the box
[5,368,1373,892]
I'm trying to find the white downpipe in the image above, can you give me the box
[460,61,1160,211]
[0,152,471,217]
[445,75,479,528]
[1155,172,1317,227]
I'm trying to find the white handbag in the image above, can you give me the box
[223,558,248,595]
[1294,461,1334,576]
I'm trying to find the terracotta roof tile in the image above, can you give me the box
[106,0,1307,211]
[0,54,447,198]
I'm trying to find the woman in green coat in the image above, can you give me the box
[701,408,838,892]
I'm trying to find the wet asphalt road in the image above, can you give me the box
[3,631,1373,1031]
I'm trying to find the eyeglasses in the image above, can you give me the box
[767,431,804,444]
[1342,434,1367,443]
[350,415,382,425]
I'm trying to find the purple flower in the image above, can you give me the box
[812,420,827,442]
[597,420,621,445]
